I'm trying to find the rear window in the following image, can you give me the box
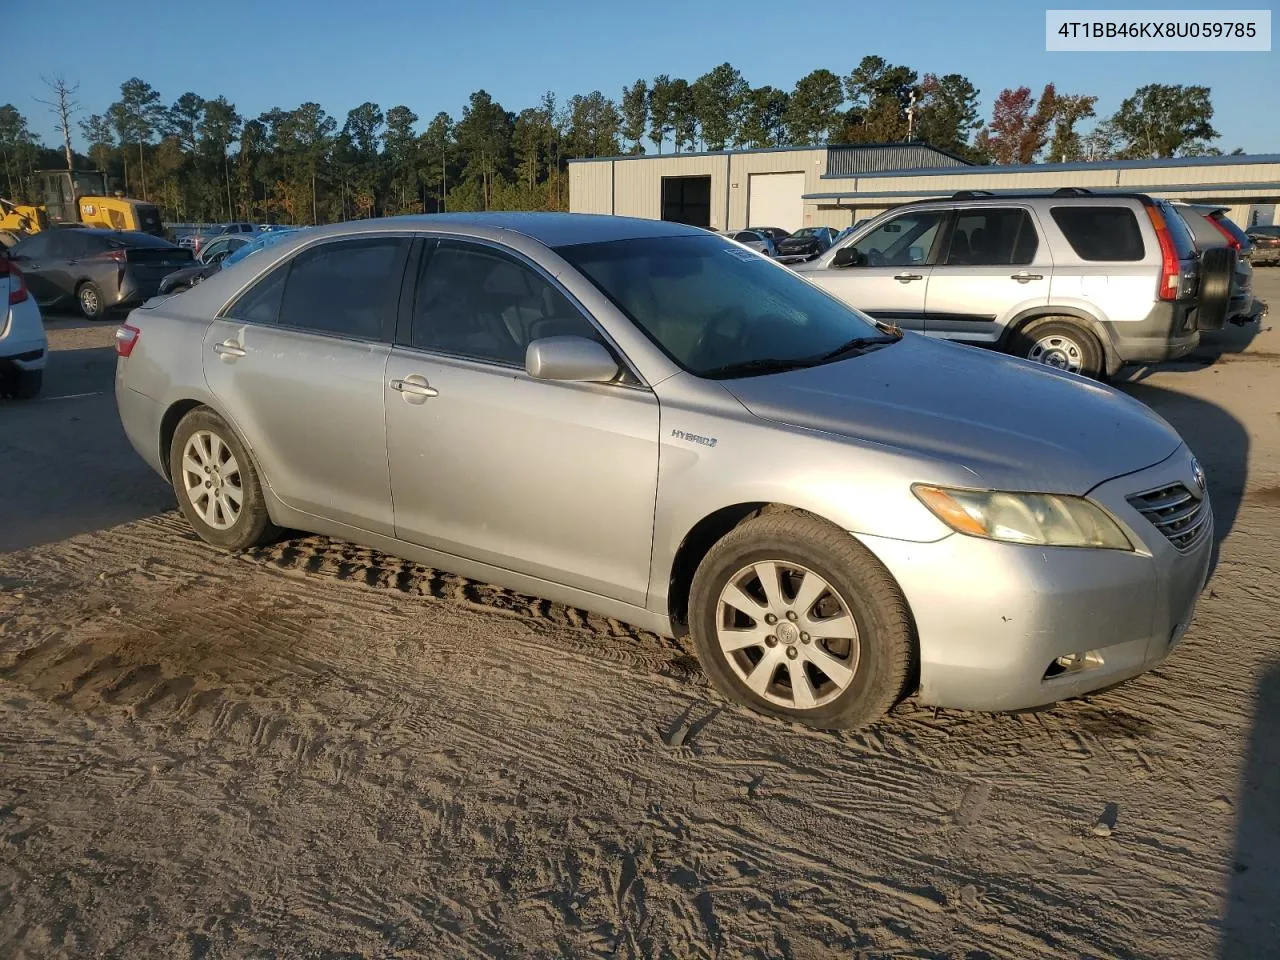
[1156,201,1198,259]
[1050,206,1145,261]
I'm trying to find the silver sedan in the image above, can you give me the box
[114,213,1212,729]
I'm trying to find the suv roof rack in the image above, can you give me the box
[951,190,997,199]
[1052,187,1093,196]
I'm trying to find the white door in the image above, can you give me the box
[747,172,804,233]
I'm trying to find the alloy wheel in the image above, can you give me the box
[180,430,243,530]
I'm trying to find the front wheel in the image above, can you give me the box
[688,512,915,729]
[77,281,106,320]
[169,407,277,551]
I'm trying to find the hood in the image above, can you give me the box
[778,237,821,253]
[720,336,1183,495]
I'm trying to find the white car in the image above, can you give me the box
[1,247,46,399]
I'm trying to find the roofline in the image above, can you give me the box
[804,182,1280,202]
[820,152,1280,180]
[566,140,973,165]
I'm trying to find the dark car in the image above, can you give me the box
[775,226,840,263]
[751,226,792,245]
[7,228,194,319]
[1246,224,1280,265]
[158,233,254,295]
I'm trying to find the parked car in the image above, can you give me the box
[1246,224,1280,265]
[751,226,791,245]
[158,233,256,295]
[0,246,46,399]
[775,226,840,263]
[796,189,1227,379]
[718,229,778,257]
[116,213,1211,730]
[6,228,194,319]
[1169,201,1257,326]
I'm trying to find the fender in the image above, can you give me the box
[999,305,1122,376]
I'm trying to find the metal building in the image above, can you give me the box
[569,145,1280,233]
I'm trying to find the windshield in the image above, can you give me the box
[556,234,886,378]
[790,228,821,239]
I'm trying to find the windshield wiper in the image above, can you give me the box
[698,357,818,379]
[813,334,901,362]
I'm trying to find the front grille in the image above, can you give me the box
[1127,483,1208,551]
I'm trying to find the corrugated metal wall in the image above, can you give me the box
[825,144,968,177]
[568,163,614,214]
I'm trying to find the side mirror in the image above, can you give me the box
[832,246,866,268]
[525,336,619,383]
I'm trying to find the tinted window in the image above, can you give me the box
[847,210,946,267]
[558,234,884,378]
[733,231,760,242]
[277,237,406,340]
[1156,201,1197,259]
[225,264,288,325]
[1051,206,1145,261]
[944,209,1038,266]
[13,232,54,258]
[409,240,600,365]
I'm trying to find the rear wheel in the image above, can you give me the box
[688,512,915,729]
[1013,318,1104,379]
[169,407,277,551]
[77,281,106,320]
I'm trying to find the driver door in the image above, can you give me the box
[807,209,949,331]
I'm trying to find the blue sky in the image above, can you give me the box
[9,0,1278,154]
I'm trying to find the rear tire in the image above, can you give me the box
[77,281,106,320]
[169,407,277,552]
[688,512,915,729]
[1012,318,1104,379]
[1196,247,1236,331]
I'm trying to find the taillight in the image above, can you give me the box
[93,249,127,263]
[3,261,28,305]
[115,323,140,357]
[1207,215,1242,251]
[1145,205,1181,301]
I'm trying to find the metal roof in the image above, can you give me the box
[824,143,970,176]
[821,152,1280,180]
[566,140,971,168]
[804,182,1280,202]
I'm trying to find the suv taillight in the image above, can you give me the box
[1207,215,1242,251]
[1145,205,1181,301]
[115,323,140,357]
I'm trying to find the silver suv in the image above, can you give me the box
[796,189,1224,379]
[116,214,1211,730]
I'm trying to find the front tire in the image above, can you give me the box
[1013,318,1104,379]
[169,407,277,551]
[77,281,106,320]
[688,512,915,729]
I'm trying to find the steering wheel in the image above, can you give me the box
[689,307,743,369]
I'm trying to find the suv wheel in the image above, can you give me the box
[1014,318,1104,379]
[688,512,914,729]
[169,407,277,551]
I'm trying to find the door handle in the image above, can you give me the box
[213,340,246,359]
[390,375,439,403]
[1011,272,1044,283]
[894,273,923,283]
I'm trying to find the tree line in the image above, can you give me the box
[0,59,1227,226]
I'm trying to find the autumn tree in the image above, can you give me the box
[975,84,1058,164]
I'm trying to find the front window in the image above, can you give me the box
[557,234,889,379]
[845,211,947,267]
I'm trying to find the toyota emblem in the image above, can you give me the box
[1192,458,1206,495]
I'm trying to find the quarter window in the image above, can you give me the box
[408,240,600,366]
[846,211,946,267]
[277,237,407,340]
[225,263,287,325]
[1051,206,1145,261]
[944,209,1039,266]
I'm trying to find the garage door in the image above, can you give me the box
[747,172,805,233]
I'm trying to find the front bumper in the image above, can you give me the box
[857,447,1212,712]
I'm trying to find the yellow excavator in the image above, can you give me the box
[0,169,164,247]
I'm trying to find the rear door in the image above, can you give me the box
[924,206,1050,343]
[202,234,411,535]
[806,208,948,331]
[11,231,77,304]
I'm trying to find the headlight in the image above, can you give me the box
[913,485,1133,551]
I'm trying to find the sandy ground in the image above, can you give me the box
[1,276,1278,959]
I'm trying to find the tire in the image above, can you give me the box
[6,368,42,400]
[76,281,106,320]
[1011,318,1104,379]
[1196,246,1236,331]
[688,512,915,730]
[169,407,277,552]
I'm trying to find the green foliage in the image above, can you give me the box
[785,69,844,145]
[1110,84,1218,158]
[740,86,789,148]
[692,63,749,151]
[621,79,648,153]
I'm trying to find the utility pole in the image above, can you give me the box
[906,89,918,142]
[36,75,81,171]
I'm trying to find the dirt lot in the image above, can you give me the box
[2,278,1279,959]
